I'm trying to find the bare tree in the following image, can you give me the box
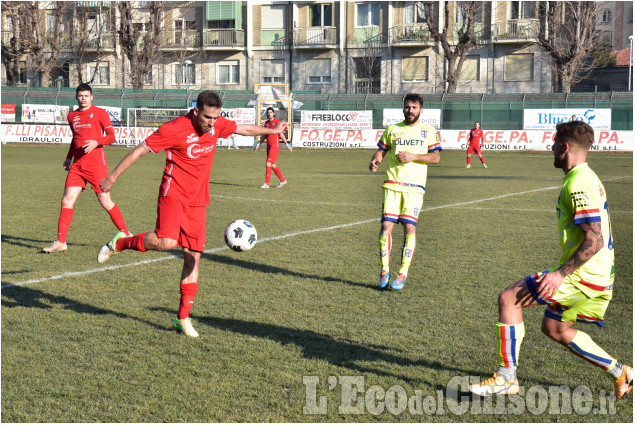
[4,1,68,87]
[353,26,384,94]
[70,2,114,85]
[538,1,606,93]
[422,1,481,93]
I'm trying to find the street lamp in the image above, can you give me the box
[184,59,192,92]
[56,76,64,89]
[629,36,633,91]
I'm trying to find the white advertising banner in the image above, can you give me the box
[0,124,156,146]
[22,104,70,124]
[383,109,441,128]
[300,110,373,129]
[74,105,123,126]
[524,109,612,130]
[218,108,257,146]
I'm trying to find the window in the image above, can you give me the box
[261,59,285,83]
[307,59,331,83]
[504,54,533,81]
[47,14,57,32]
[356,3,380,27]
[19,60,27,84]
[602,10,612,23]
[175,63,196,85]
[459,56,480,81]
[402,57,428,81]
[354,57,381,93]
[456,1,482,24]
[89,64,110,85]
[309,4,333,27]
[405,2,426,24]
[262,5,286,29]
[5,15,15,32]
[511,1,536,19]
[218,61,239,84]
[145,69,152,85]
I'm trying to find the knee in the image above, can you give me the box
[155,238,177,252]
[498,288,515,310]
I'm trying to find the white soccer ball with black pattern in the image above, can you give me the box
[224,219,258,252]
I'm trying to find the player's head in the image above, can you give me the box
[266,107,275,119]
[193,91,222,135]
[403,93,423,125]
[552,121,594,168]
[75,83,93,110]
[474,121,480,128]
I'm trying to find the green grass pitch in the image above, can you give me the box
[1,143,632,422]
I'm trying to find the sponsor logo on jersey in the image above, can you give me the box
[187,143,215,159]
[186,133,199,144]
[420,129,428,138]
[89,113,94,119]
[73,122,92,130]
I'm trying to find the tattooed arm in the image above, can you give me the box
[536,222,605,299]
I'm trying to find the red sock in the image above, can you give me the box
[116,232,148,252]
[178,282,199,319]
[273,166,285,182]
[265,166,272,184]
[57,208,73,243]
[467,156,471,165]
[107,204,128,233]
[479,154,485,164]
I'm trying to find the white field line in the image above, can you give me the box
[3,175,631,289]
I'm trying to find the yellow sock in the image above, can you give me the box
[398,233,416,276]
[567,331,616,371]
[379,234,391,272]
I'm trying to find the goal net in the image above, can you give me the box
[127,108,189,128]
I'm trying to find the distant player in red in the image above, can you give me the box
[42,83,129,253]
[255,107,292,188]
[466,121,487,169]
[97,91,288,337]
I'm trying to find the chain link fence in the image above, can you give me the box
[1,87,632,130]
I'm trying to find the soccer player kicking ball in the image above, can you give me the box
[466,121,487,168]
[43,83,130,253]
[469,121,632,399]
[255,107,292,188]
[369,93,441,291]
[97,91,288,337]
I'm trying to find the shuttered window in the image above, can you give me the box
[402,57,428,81]
[504,54,533,81]
[459,56,479,81]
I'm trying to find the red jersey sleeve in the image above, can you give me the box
[215,116,238,139]
[144,120,180,153]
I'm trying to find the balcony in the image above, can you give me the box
[2,32,15,45]
[80,32,116,51]
[293,27,337,48]
[160,30,201,50]
[203,29,245,50]
[494,19,540,42]
[390,24,434,46]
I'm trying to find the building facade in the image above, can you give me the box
[1,1,632,93]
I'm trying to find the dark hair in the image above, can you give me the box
[554,121,594,150]
[404,93,423,107]
[475,121,480,125]
[266,107,275,114]
[76,83,92,94]
[196,90,223,109]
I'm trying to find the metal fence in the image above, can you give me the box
[1,87,632,130]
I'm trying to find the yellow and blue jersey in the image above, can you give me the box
[377,120,441,194]
[557,162,615,296]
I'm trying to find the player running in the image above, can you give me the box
[255,107,292,188]
[466,121,487,168]
[368,93,441,291]
[97,91,288,337]
[469,121,632,399]
[42,83,130,253]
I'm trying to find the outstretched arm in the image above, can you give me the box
[236,121,288,137]
[100,142,151,193]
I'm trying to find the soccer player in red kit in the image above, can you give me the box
[255,107,292,188]
[97,91,288,337]
[42,83,129,253]
[466,121,487,169]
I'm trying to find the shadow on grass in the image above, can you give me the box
[1,234,90,250]
[202,252,370,290]
[1,284,165,332]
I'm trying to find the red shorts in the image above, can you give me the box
[156,196,206,252]
[266,145,280,163]
[467,143,482,155]
[65,161,108,193]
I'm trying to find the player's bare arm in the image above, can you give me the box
[236,122,288,136]
[369,149,387,172]
[536,221,605,298]
[396,150,440,164]
[100,142,151,192]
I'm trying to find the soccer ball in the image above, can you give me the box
[224,219,258,252]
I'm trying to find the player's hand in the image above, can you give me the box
[288,146,293,153]
[369,158,381,172]
[83,140,98,154]
[63,158,72,171]
[396,151,414,163]
[100,176,114,193]
[254,146,258,152]
[535,270,564,300]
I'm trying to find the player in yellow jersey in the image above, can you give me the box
[369,93,441,291]
[469,121,632,399]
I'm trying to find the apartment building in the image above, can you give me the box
[1,1,632,93]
